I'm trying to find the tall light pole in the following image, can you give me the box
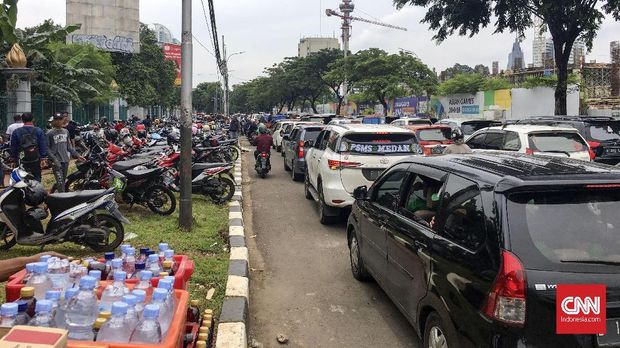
[179,0,193,230]
[220,35,245,117]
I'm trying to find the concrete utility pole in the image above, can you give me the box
[179,0,193,230]
[222,35,229,117]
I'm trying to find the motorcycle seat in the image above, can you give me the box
[125,167,162,179]
[112,158,152,172]
[193,162,231,170]
[46,190,107,217]
[196,146,221,152]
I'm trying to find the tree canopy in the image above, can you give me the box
[193,81,223,114]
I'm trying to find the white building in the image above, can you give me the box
[532,19,585,68]
[298,37,340,58]
[148,23,180,45]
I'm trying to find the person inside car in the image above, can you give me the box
[443,128,473,154]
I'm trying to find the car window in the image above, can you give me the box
[528,132,587,153]
[290,129,300,141]
[467,133,487,149]
[416,128,452,142]
[372,170,408,211]
[436,175,486,250]
[319,131,331,150]
[587,122,620,141]
[484,132,504,150]
[502,131,521,151]
[314,131,327,149]
[339,133,416,155]
[402,174,444,226]
[302,129,322,142]
[283,124,293,133]
[328,134,340,151]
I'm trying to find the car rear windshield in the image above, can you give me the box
[339,133,415,155]
[302,128,323,142]
[416,128,451,142]
[528,132,587,153]
[507,189,620,271]
[461,122,501,135]
[408,120,432,126]
[587,122,620,142]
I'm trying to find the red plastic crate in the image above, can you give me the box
[4,255,195,302]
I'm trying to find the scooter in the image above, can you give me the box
[172,163,236,204]
[0,168,128,252]
[255,152,271,178]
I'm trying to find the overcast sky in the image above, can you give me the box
[16,0,620,87]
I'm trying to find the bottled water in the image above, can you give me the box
[28,300,54,327]
[65,276,98,340]
[123,247,136,276]
[157,279,175,315]
[138,248,150,263]
[106,259,123,280]
[163,249,177,274]
[0,303,18,328]
[131,290,146,318]
[96,302,131,343]
[39,255,51,263]
[68,264,87,289]
[158,243,169,259]
[47,258,69,292]
[129,304,162,344]
[132,262,145,279]
[55,287,78,329]
[26,262,52,300]
[146,254,162,274]
[14,301,29,325]
[134,270,153,297]
[45,291,61,327]
[150,288,171,335]
[120,244,131,259]
[23,263,36,284]
[88,270,102,288]
[100,271,129,312]
[122,295,139,332]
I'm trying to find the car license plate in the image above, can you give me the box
[431,146,444,155]
[597,319,620,346]
[606,148,620,155]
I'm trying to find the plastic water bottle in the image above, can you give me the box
[146,254,162,274]
[123,247,136,276]
[65,276,98,340]
[157,279,176,314]
[23,263,36,284]
[129,304,162,344]
[68,264,88,289]
[138,248,150,263]
[27,262,52,300]
[28,300,54,327]
[14,301,29,325]
[134,270,153,297]
[100,271,129,312]
[158,243,169,260]
[151,288,171,335]
[132,290,146,318]
[122,295,139,332]
[132,262,145,279]
[0,303,18,328]
[120,244,131,259]
[45,291,61,327]
[106,259,123,280]
[163,249,176,272]
[47,258,68,292]
[96,302,131,343]
[88,270,102,288]
[55,288,78,329]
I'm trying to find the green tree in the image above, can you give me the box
[437,74,486,95]
[193,81,222,114]
[305,49,345,114]
[112,24,176,108]
[394,0,620,115]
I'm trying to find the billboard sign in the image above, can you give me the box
[66,0,140,54]
[164,44,182,86]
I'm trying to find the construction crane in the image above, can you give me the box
[326,0,408,113]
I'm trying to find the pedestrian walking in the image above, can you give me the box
[10,113,47,182]
[229,116,240,139]
[5,114,23,141]
[47,114,85,192]
[143,115,152,130]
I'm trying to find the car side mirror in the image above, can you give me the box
[353,186,368,200]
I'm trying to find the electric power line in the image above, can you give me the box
[192,33,215,57]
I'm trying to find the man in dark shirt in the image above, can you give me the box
[254,126,273,161]
[10,113,47,181]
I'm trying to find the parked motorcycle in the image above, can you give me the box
[255,152,271,178]
[0,168,128,252]
[106,166,177,215]
[171,163,236,203]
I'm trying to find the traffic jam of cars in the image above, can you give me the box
[265,115,620,347]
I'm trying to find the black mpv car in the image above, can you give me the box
[348,152,620,347]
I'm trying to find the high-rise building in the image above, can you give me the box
[148,23,180,45]
[612,41,620,97]
[298,37,340,58]
[492,61,499,75]
[507,39,525,71]
[532,19,586,68]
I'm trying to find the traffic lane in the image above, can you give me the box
[245,149,420,347]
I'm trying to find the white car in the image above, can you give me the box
[437,118,502,140]
[466,124,592,161]
[390,118,432,127]
[304,124,417,224]
[272,121,316,152]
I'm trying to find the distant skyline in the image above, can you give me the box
[15,0,620,87]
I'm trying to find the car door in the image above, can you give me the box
[307,130,328,188]
[386,165,446,322]
[466,133,487,150]
[359,164,409,284]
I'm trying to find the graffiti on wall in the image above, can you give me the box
[71,34,137,54]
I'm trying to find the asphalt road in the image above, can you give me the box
[243,144,421,348]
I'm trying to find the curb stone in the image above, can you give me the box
[217,153,249,348]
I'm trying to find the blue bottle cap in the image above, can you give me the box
[111,258,123,268]
[152,288,167,301]
[114,271,127,281]
[164,249,174,258]
[16,301,28,313]
[104,252,115,260]
[111,302,129,316]
[139,270,152,281]
[33,262,48,274]
[120,244,131,253]
[135,262,146,270]
[1,303,18,316]
[64,288,79,300]
[139,247,149,255]
[88,270,102,280]
[45,290,61,301]
[25,263,36,272]
[126,247,135,256]
[35,300,53,313]
[122,294,137,306]
[143,304,160,319]
[131,289,146,302]
[79,276,97,289]
[39,255,51,263]
[148,254,159,262]
[158,243,169,252]
[157,279,172,290]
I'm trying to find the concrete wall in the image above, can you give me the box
[66,0,140,53]
[509,86,580,120]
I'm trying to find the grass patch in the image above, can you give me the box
[0,194,230,316]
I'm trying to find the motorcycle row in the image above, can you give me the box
[0,120,239,253]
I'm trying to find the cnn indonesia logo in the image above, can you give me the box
[556,284,606,335]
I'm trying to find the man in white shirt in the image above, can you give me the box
[5,114,23,141]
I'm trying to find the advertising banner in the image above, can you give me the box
[164,44,182,86]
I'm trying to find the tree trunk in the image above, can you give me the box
[379,94,388,116]
[336,96,344,116]
[551,35,575,116]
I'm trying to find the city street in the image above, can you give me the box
[242,146,420,347]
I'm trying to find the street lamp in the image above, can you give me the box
[221,50,246,117]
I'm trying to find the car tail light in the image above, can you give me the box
[260,153,269,158]
[588,140,601,149]
[298,140,305,158]
[482,250,527,326]
[525,148,534,155]
[328,159,361,170]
